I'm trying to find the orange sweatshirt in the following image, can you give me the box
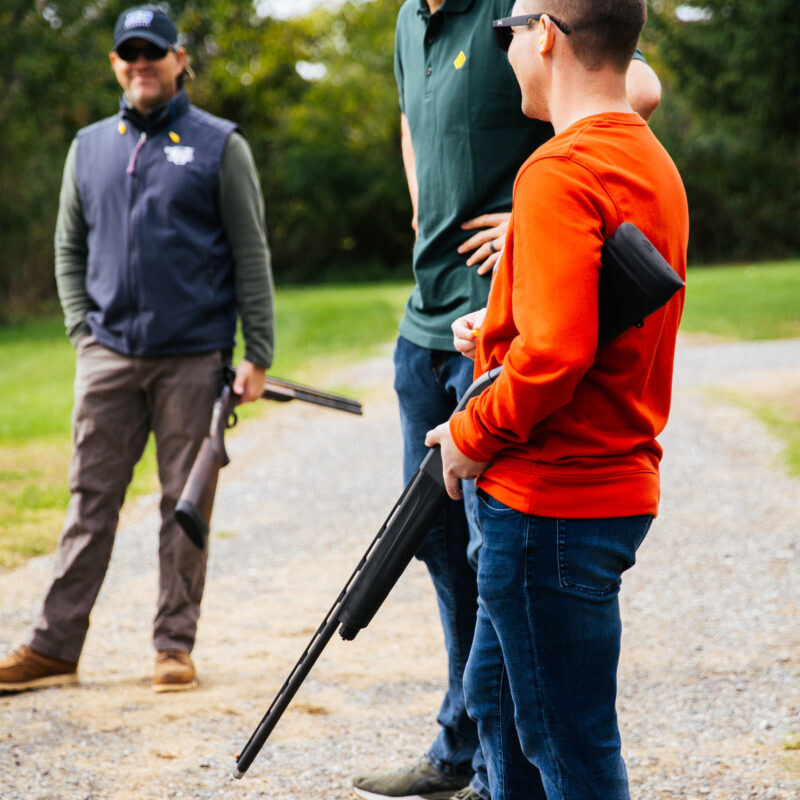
[450,113,689,518]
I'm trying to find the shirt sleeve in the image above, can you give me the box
[54,138,92,346]
[393,20,405,114]
[219,131,276,369]
[450,156,608,461]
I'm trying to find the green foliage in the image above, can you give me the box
[646,0,800,263]
[2,0,799,315]
[0,0,410,315]
[187,0,411,282]
[0,0,122,314]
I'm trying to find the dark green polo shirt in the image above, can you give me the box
[394,0,553,350]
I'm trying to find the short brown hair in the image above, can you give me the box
[528,0,646,71]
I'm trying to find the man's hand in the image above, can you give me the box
[233,359,266,404]
[458,212,510,275]
[452,307,487,360]
[425,421,489,500]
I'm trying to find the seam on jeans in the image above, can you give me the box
[523,516,564,793]
[476,490,516,515]
[498,662,508,800]
[440,528,469,763]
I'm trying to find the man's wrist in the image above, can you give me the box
[450,411,498,464]
[243,353,270,371]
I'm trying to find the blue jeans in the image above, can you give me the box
[465,490,652,800]
[393,336,489,797]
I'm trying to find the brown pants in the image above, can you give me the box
[29,338,223,663]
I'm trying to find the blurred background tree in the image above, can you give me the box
[0,0,798,318]
[0,0,123,314]
[645,0,800,264]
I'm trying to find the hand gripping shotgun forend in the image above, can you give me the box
[175,367,363,549]
[232,222,684,778]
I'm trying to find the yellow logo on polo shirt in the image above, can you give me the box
[453,50,466,70]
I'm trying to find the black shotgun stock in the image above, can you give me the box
[175,367,363,548]
[233,367,502,778]
[231,223,684,778]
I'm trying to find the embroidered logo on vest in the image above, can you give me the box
[164,145,195,166]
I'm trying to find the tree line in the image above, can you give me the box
[1,0,798,318]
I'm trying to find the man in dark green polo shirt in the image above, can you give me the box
[352,4,661,800]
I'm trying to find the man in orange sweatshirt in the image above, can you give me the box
[425,1,689,798]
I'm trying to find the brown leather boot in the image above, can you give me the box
[0,645,78,692]
[153,650,197,693]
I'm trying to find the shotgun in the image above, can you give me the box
[233,365,502,779]
[175,367,362,548]
[232,222,684,777]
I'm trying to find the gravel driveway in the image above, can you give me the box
[1,336,798,800]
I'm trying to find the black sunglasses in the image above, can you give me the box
[116,41,170,62]
[492,14,572,52]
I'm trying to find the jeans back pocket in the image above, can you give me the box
[556,515,653,598]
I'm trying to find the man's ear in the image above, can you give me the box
[539,15,556,54]
[173,46,187,79]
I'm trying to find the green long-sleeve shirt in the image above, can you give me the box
[54,129,275,368]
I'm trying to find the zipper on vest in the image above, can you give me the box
[126,131,147,175]
[126,131,146,352]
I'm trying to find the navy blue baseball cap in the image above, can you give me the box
[113,6,178,52]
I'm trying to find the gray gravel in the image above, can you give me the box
[1,336,799,799]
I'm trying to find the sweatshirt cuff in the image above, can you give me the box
[450,407,505,463]
[243,348,272,371]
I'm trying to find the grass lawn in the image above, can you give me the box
[0,282,411,568]
[681,260,800,340]
[681,260,800,478]
[1,260,799,569]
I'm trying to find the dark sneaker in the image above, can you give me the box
[0,645,78,692]
[153,650,197,693]
[352,755,471,800]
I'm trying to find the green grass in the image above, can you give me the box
[682,260,800,340]
[710,389,800,479]
[269,282,412,372]
[754,402,800,478]
[2,262,800,569]
[0,281,411,569]
[682,260,800,477]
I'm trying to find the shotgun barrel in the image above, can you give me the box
[233,367,501,778]
[232,223,685,778]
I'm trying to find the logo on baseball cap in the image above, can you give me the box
[113,5,178,52]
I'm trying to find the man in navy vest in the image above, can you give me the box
[0,6,274,693]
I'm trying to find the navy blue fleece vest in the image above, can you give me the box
[75,91,237,357]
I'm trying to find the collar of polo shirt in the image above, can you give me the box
[416,0,474,15]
